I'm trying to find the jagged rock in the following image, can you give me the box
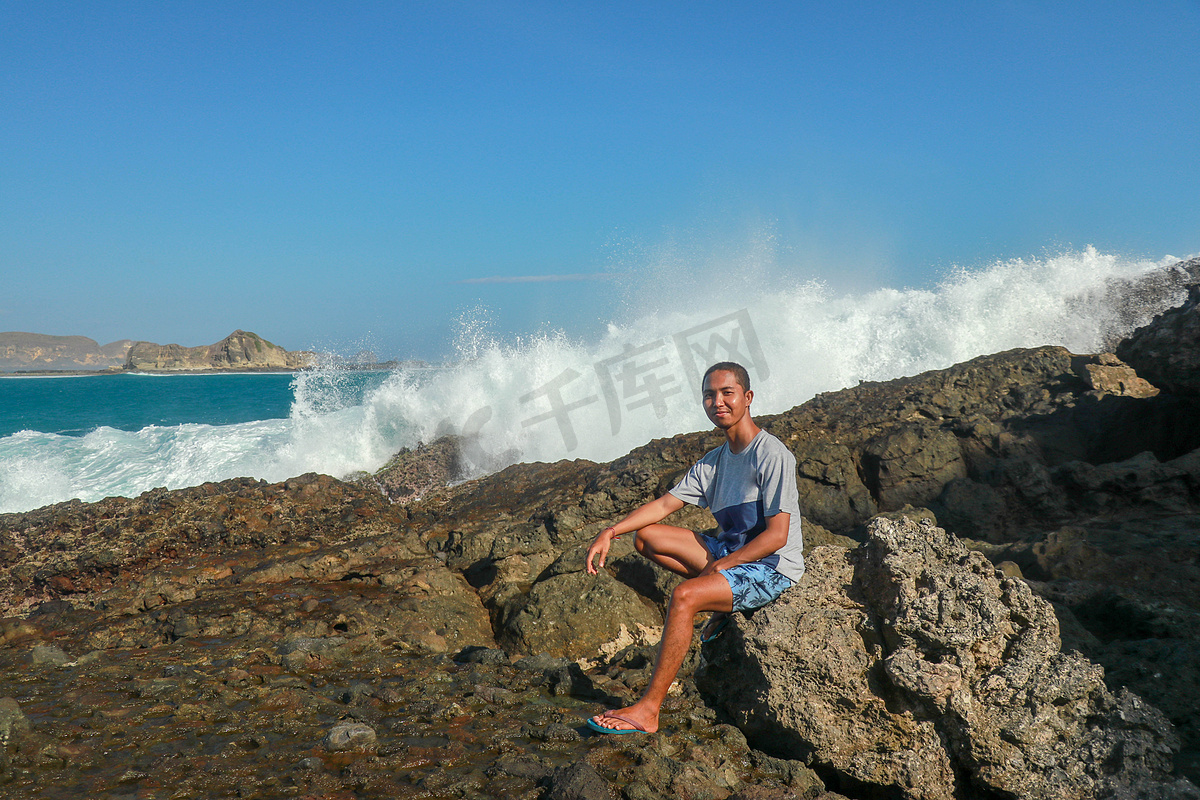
[124,330,313,371]
[356,435,465,503]
[1118,279,1200,395]
[697,517,1196,800]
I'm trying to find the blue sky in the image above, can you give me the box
[3,1,1198,360]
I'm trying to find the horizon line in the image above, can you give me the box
[455,272,616,284]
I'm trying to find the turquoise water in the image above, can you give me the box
[0,369,403,514]
[0,373,298,438]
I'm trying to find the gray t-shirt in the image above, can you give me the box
[669,429,805,581]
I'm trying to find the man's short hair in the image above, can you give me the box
[702,361,751,392]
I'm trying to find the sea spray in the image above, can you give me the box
[0,246,1191,514]
[360,246,1188,472]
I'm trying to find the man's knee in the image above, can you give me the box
[670,577,705,612]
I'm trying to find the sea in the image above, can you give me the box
[1,246,1192,515]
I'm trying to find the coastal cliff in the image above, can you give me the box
[1,330,313,373]
[123,329,314,372]
[2,273,1200,797]
[0,332,132,372]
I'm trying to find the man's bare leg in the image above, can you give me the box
[631,523,712,578]
[590,571,733,732]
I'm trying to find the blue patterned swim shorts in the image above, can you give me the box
[700,535,795,612]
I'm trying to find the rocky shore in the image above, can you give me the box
[2,262,1200,798]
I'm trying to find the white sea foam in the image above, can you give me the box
[0,246,1191,514]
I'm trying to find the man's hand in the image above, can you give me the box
[699,512,791,577]
[584,494,685,576]
[585,527,619,575]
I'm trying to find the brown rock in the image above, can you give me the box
[698,517,1194,800]
[1072,353,1160,397]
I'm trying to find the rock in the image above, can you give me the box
[0,698,29,744]
[323,720,377,752]
[454,646,509,666]
[1072,353,1160,397]
[357,436,465,503]
[932,478,1009,541]
[698,517,1195,800]
[30,645,70,667]
[498,570,662,659]
[793,442,877,530]
[1118,278,1200,395]
[862,425,967,511]
[544,761,614,800]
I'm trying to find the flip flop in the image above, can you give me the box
[585,712,647,735]
[700,615,728,643]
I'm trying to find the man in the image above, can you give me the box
[584,361,805,734]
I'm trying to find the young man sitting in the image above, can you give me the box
[584,361,805,734]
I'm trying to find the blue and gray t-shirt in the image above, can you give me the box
[669,429,805,581]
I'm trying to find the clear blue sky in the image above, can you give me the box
[3,1,1198,360]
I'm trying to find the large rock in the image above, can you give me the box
[698,517,1195,800]
[498,569,662,659]
[1118,283,1200,395]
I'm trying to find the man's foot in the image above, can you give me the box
[700,612,728,643]
[587,706,659,734]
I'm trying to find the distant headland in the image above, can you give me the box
[0,330,316,374]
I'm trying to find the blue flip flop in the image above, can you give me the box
[585,713,647,735]
[700,615,728,643]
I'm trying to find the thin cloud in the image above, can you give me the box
[455,273,614,285]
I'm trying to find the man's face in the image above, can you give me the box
[702,370,752,430]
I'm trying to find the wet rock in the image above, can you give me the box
[699,517,1196,800]
[356,435,465,503]
[0,698,29,744]
[544,761,614,800]
[29,644,70,668]
[323,720,377,752]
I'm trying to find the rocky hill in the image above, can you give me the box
[0,332,133,371]
[1,330,313,373]
[1,269,1200,798]
[123,329,314,371]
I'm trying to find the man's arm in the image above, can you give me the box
[698,512,790,577]
[585,493,686,574]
